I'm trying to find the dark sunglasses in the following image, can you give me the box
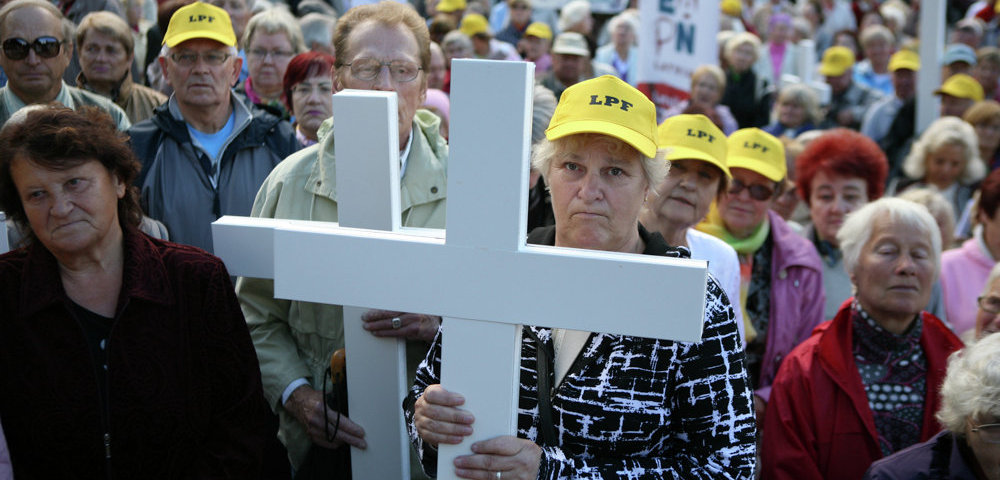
[2,36,63,60]
[728,177,775,201]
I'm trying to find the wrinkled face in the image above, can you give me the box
[976,119,1000,153]
[521,35,549,61]
[509,1,532,26]
[778,98,806,126]
[691,74,721,106]
[206,0,249,42]
[427,44,446,89]
[964,418,1000,480]
[552,53,586,84]
[160,38,241,110]
[290,73,333,141]
[769,21,791,44]
[246,31,295,95]
[851,215,936,325]
[79,30,132,86]
[892,69,916,100]
[863,38,891,69]
[11,157,125,259]
[650,159,722,230]
[979,207,1000,263]
[337,21,427,150]
[925,142,966,189]
[975,276,1000,339]
[718,167,776,239]
[826,70,852,93]
[611,22,633,48]
[547,137,649,252]
[808,170,868,245]
[728,43,755,72]
[0,7,72,104]
[941,94,975,118]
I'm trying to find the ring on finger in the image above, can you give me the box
[391,317,402,329]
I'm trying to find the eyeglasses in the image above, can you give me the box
[728,177,776,201]
[2,37,63,60]
[971,423,1000,444]
[344,58,422,83]
[978,295,1000,315]
[169,51,231,67]
[248,48,294,60]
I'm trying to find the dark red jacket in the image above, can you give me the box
[0,228,270,479]
[762,299,964,480]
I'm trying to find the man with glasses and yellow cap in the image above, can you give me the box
[407,75,755,479]
[0,0,129,129]
[820,45,884,130]
[861,49,919,145]
[128,1,298,254]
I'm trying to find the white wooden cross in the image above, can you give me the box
[213,59,709,480]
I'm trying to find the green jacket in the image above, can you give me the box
[235,110,447,468]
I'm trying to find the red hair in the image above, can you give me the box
[795,128,888,204]
[282,51,336,112]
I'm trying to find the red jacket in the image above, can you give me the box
[761,299,964,480]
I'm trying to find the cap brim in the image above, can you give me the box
[727,156,784,181]
[665,146,731,178]
[819,65,847,77]
[547,119,657,158]
[552,47,589,56]
[164,31,236,47]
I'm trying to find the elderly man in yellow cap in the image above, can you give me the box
[861,49,919,144]
[937,72,985,118]
[459,13,520,61]
[128,1,298,253]
[820,45,884,130]
[407,74,755,479]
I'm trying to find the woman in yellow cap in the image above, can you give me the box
[406,76,755,479]
[640,113,744,342]
[697,127,824,425]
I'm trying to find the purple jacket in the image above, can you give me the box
[758,210,825,402]
[863,430,981,479]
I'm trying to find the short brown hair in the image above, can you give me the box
[0,106,143,242]
[333,1,431,72]
[76,11,135,56]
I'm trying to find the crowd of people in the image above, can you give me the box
[0,0,1000,478]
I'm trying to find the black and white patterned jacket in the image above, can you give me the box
[404,225,757,479]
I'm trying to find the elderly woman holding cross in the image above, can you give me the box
[405,75,756,480]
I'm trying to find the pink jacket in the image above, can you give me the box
[940,233,995,336]
[757,210,826,402]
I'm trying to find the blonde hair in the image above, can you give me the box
[532,133,668,190]
[903,116,984,185]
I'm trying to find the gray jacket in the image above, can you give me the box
[128,94,299,252]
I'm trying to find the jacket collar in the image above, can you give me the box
[19,227,174,318]
[768,209,821,271]
[76,70,134,103]
[818,299,964,446]
[305,109,448,218]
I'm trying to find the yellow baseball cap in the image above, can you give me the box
[658,114,730,178]
[459,13,490,37]
[436,0,466,12]
[546,75,658,158]
[721,0,741,16]
[888,49,920,72]
[162,2,236,47]
[726,128,786,182]
[935,73,985,101]
[524,22,552,40]
[819,46,856,77]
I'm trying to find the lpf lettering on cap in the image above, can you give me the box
[588,94,634,112]
[189,14,217,23]
[686,129,717,143]
[743,141,769,153]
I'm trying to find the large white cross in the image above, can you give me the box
[213,59,709,480]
